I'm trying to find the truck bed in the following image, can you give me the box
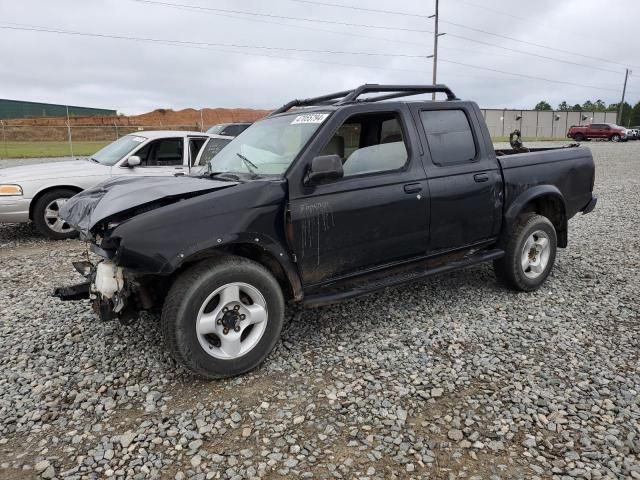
[495,144,595,222]
[494,145,579,156]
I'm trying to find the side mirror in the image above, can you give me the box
[126,155,141,168]
[304,154,343,185]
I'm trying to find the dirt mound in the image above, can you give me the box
[3,107,271,129]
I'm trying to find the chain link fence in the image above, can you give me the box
[0,122,206,159]
[0,108,621,159]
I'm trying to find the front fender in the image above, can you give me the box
[167,232,303,301]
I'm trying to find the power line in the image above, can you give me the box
[442,31,622,75]
[438,59,621,93]
[127,0,637,77]
[131,0,626,75]
[133,0,430,33]
[290,0,432,18]
[1,22,628,95]
[438,19,639,70]
[0,23,431,59]
[286,0,635,71]
[129,0,640,77]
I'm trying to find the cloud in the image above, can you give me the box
[0,0,637,114]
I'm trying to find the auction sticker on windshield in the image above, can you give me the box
[291,113,329,125]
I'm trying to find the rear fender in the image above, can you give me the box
[504,185,568,247]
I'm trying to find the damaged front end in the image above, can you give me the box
[52,175,236,323]
[53,259,146,324]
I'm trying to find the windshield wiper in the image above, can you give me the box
[89,157,100,163]
[236,153,259,178]
[208,171,241,181]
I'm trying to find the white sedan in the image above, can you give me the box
[0,131,213,239]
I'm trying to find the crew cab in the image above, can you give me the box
[0,131,211,239]
[55,84,597,379]
[567,123,627,142]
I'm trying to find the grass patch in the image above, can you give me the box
[1,141,109,159]
[1,137,568,159]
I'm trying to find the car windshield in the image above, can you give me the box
[91,135,147,166]
[208,112,330,176]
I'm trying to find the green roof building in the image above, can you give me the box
[0,99,116,119]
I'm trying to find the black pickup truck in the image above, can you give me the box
[56,84,597,379]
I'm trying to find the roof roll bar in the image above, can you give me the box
[270,83,458,116]
[270,88,354,116]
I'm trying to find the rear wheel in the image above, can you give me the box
[573,133,585,142]
[161,256,285,379]
[494,213,557,291]
[610,134,621,142]
[32,188,79,240]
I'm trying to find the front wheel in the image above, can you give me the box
[573,133,585,142]
[161,256,285,379]
[610,134,621,142]
[32,188,79,240]
[494,213,557,291]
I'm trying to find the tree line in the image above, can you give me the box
[533,100,640,126]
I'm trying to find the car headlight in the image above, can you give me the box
[0,185,23,196]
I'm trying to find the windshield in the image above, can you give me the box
[92,135,147,166]
[208,112,330,176]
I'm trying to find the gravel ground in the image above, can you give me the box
[0,142,638,479]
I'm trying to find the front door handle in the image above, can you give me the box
[474,173,489,183]
[404,183,422,194]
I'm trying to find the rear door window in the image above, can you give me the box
[419,110,476,166]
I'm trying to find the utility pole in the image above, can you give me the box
[429,0,445,100]
[66,105,74,158]
[618,68,629,125]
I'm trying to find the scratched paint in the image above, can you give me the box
[300,201,335,265]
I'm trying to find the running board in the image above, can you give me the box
[302,249,504,308]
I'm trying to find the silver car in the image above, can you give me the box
[0,131,210,239]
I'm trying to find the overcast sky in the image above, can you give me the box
[1,0,638,114]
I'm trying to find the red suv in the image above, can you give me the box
[567,123,627,142]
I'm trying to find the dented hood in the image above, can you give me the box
[60,175,237,237]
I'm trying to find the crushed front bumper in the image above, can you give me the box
[53,260,137,323]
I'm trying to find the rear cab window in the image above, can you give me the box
[419,110,477,166]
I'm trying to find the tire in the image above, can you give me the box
[573,133,585,142]
[32,188,79,240]
[610,134,620,142]
[161,256,285,379]
[493,213,557,292]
